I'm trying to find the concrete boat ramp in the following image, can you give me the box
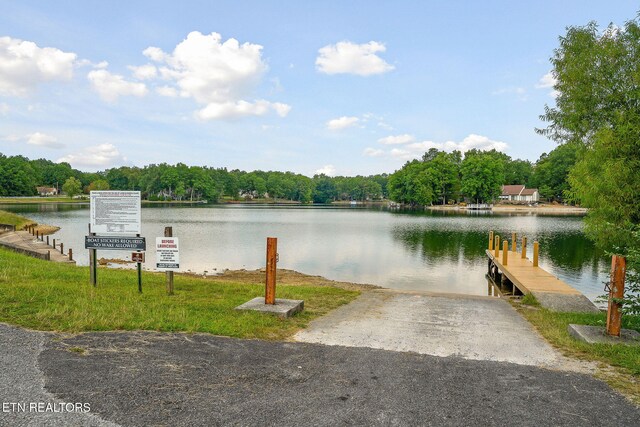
[0,230,75,264]
[295,290,567,368]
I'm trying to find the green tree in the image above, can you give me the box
[87,179,110,192]
[530,143,578,202]
[537,17,640,312]
[388,160,435,206]
[537,18,640,252]
[460,150,504,203]
[62,177,82,198]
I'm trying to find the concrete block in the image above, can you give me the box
[568,324,640,345]
[532,292,600,313]
[235,297,304,318]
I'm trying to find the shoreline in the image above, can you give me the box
[428,204,587,214]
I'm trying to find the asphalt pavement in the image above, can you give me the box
[32,329,640,426]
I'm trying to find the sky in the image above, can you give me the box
[0,1,637,176]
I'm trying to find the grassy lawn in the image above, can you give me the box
[0,209,36,229]
[0,248,359,340]
[514,299,640,404]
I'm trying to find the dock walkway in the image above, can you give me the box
[486,235,598,313]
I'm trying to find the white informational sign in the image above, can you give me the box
[90,191,141,235]
[156,237,179,271]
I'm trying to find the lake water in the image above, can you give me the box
[1,203,608,301]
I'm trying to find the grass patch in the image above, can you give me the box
[0,248,359,340]
[0,210,35,230]
[521,293,540,307]
[514,302,640,404]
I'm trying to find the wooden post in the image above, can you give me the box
[89,224,97,286]
[53,239,56,249]
[60,242,64,255]
[511,232,517,252]
[494,235,500,257]
[46,235,49,245]
[521,236,527,259]
[533,241,539,267]
[606,255,626,337]
[502,241,508,265]
[68,248,73,261]
[488,231,494,251]
[136,233,142,294]
[265,237,277,305]
[165,227,174,295]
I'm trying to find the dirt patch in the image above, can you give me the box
[98,257,134,265]
[33,224,60,235]
[187,268,380,291]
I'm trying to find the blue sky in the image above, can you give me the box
[0,1,637,176]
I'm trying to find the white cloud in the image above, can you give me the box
[326,116,359,130]
[142,46,167,62]
[536,71,559,98]
[378,134,415,145]
[196,99,290,120]
[363,147,384,157]
[315,164,336,177]
[156,85,178,97]
[535,72,556,89]
[27,132,64,149]
[0,103,8,115]
[87,69,148,102]
[140,31,289,120]
[0,36,77,97]
[129,64,157,80]
[371,134,508,161]
[316,41,394,76]
[57,143,126,169]
[492,86,527,101]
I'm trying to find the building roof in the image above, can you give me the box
[501,185,525,196]
[521,188,539,196]
[36,186,57,192]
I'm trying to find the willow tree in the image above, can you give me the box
[537,17,640,312]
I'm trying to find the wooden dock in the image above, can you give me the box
[486,231,599,313]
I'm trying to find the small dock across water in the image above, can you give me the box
[486,231,599,313]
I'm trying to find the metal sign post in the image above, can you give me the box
[87,191,143,289]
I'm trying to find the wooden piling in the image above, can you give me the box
[502,241,508,265]
[53,239,56,249]
[265,237,277,305]
[511,233,517,252]
[46,235,49,245]
[521,236,527,259]
[60,242,64,255]
[606,255,626,337]
[533,241,539,267]
[488,231,494,251]
[68,248,73,261]
[165,226,174,295]
[494,235,500,257]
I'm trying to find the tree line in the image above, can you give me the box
[0,154,389,203]
[387,144,578,206]
[0,144,575,205]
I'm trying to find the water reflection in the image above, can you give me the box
[0,203,609,300]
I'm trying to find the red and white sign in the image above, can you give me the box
[156,237,179,271]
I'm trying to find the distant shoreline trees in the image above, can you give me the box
[0,154,388,204]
